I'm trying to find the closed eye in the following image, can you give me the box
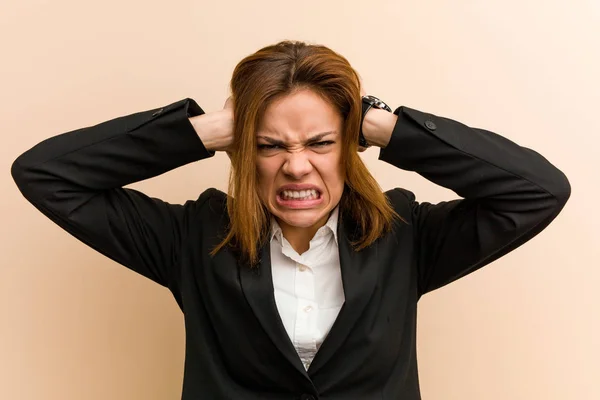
[257,140,334,151]
[309,140,334,148]
[258,144,281,150]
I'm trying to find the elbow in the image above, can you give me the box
[553,170,571,209]
[11,157,26,192]
[542,169,571,220]
[11,154,36,199]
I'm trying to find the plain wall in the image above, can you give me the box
[1,1,598,399]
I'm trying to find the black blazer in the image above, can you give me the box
[11,98,570,399]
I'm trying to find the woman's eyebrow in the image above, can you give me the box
[257,131,338,146]
[305,131,338,143]
[257,136,286,146]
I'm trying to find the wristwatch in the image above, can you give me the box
[359,95,393,148]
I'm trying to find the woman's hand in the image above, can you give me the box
[357,77,395,149]
[189,97,234,153]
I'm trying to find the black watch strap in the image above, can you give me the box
[359,95,392,148]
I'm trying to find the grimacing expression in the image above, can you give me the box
[255,88,345,233]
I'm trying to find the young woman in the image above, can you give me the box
[11,40,570,399]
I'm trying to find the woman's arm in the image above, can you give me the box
[11,98,226,297]
[363,106,571,296]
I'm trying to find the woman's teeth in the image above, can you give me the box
[281,189,319,200]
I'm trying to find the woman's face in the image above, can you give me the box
[256,88,345,233]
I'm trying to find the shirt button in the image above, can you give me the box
[304,305,313,313]
[298,264,308,272]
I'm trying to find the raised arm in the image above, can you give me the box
[363,106,571,296]
[11,98,230,299]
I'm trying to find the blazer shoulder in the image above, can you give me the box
[385,187,416,202]
[385,187,416,208]
[194,187,228,215]
[384,187,417,227]
[175,188,228,251]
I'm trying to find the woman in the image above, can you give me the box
[11,40,570,399]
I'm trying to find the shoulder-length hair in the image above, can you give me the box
[212,40,400,266]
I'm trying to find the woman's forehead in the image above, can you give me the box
[261,89,341,129]
[258,91,342,140]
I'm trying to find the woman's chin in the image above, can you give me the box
[273,209,326,230]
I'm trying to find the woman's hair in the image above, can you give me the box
[211,40,400,266]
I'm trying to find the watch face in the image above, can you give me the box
[362,95,392,112]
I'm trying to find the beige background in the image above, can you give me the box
[1,1,598,399]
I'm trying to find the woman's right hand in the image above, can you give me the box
[189,97,235,153]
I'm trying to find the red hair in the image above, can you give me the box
[211,40,401,266]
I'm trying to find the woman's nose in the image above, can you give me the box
[282,150,312,179]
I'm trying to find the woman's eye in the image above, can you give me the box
[310,141,334,148]
[258,144,280,150]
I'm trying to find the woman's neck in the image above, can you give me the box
[278,215,329,255]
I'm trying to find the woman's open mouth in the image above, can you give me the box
[280,189,319,200]
[276,189,323,208]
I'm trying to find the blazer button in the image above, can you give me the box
[424,120,437,130]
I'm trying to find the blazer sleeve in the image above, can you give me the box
[11,98,214,293]
[379,106,571,297]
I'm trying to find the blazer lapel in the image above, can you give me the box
[239,242,308,377]
[307,213,380,376]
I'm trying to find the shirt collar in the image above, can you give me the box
[270,205,339,245]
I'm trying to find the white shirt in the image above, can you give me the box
[270,207,345,371]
